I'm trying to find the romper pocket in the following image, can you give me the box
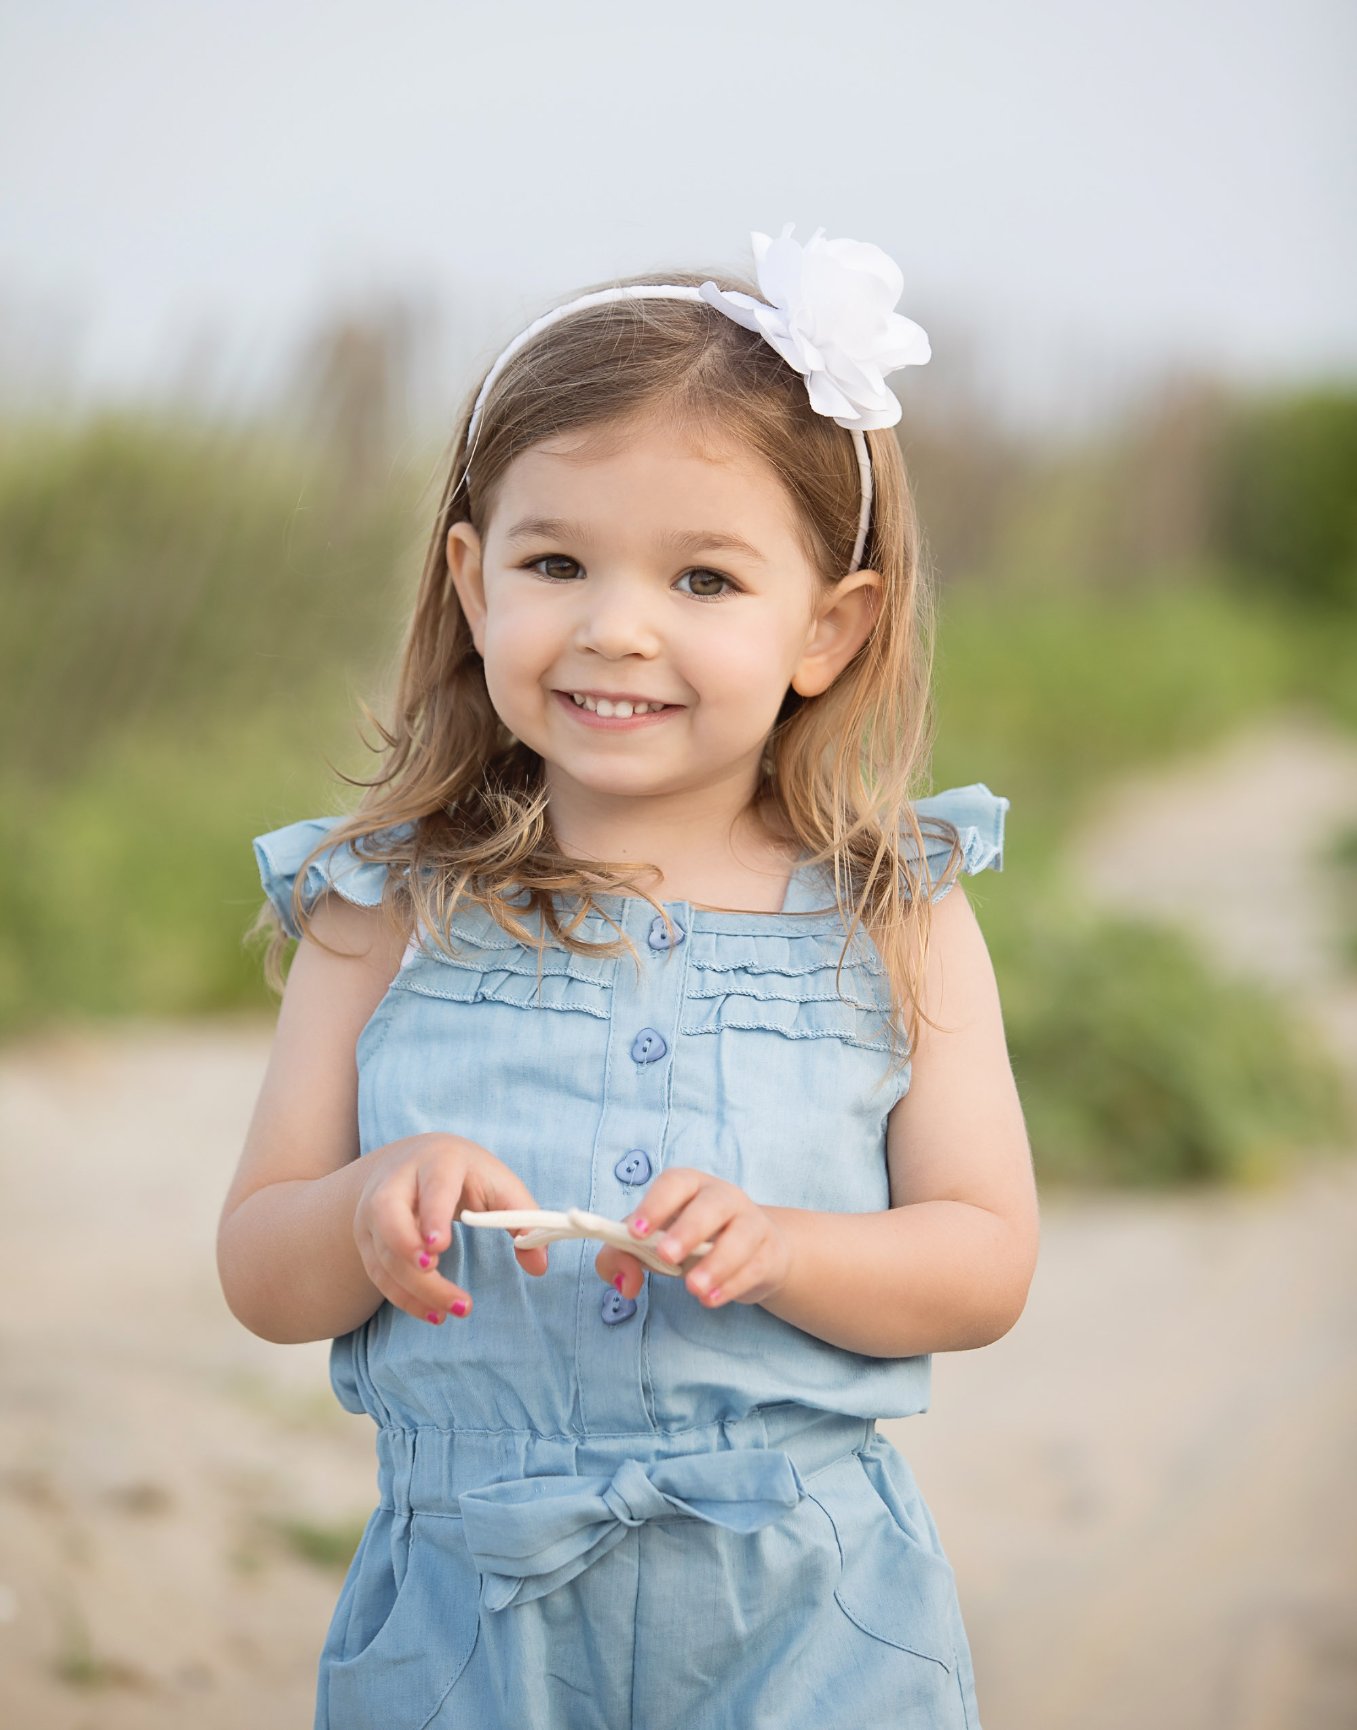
[323,1508,480,1730]
[803,1450,961,1679]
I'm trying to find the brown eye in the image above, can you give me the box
[526,555,580,579]
[678,569,737,602]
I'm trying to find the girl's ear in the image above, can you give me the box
[791,570,883,698]
[446,522,488,654]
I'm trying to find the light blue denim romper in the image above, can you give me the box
[252,782,1008,1730]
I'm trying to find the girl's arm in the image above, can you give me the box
[756,1199,1027,1358]
[758,882,1039,1358]
[217,895,409,1344]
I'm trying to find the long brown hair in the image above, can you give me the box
[248,262,965,1074]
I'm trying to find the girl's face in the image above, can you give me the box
[446,412,880,826]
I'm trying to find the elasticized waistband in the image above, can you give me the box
[376,1405,875,1519]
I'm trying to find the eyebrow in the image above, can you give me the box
[503,515,768,565]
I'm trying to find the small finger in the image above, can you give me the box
[626,1170,706,1242]
[410,1240,475,1310]
[414,1195,455,1263]
[652,1194,733,1268]
[369,1158,442,1270]
[683,1214,764,1302]
[596,1246,646,1297]
[372,1226,473,1322]
[510,1232,550,1277]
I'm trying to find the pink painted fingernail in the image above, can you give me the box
[632,1217,650,1235]
[707,1288,723,1304]
[425,1311,441,1324]
[450,1299,468,1317]
[614,1274,625,1291]
[419,1253,432,1268]
[425,1232,438,1244]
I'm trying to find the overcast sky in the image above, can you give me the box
[1,0,1353,439]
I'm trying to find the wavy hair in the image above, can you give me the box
[247,262,965,1077]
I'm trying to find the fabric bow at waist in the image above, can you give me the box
[458,1448,807,1610]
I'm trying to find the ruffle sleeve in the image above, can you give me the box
[905,782,1009,902]
[251,814,416,940]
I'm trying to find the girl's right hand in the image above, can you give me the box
[353,1133,550,1324]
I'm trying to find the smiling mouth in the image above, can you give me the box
[555,690,681,715]
[552,690,683,728]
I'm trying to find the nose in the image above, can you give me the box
[572,576,662,660]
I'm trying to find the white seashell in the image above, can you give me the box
[460,1207,716,1278]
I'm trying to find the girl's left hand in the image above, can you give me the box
[594,1167,792,1308]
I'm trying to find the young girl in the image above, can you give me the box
[219,223,1038,1730]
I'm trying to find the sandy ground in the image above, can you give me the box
[2,706,1355,1730]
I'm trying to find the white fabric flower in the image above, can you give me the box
[699,223,930,432]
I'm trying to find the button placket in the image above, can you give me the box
[577,896,691,1430]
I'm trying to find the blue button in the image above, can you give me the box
[614,1149,653,1185]
[601,1288,638,1325]
[630,1028,668,1064]
[648,914,686,950]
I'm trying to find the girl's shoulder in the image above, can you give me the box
[251,813,417,941]
[903,781,1009,904]
[788,781,1008,915]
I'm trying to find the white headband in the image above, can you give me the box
[461,224,931,573]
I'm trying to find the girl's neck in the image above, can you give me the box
[657,825,803,914]
[551,791,801,914]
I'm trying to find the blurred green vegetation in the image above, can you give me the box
[966,877,1351,1192]
[3,355,1355,1191]
[1211,386,1357,613]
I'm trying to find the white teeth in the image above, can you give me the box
[569,693,667,717]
